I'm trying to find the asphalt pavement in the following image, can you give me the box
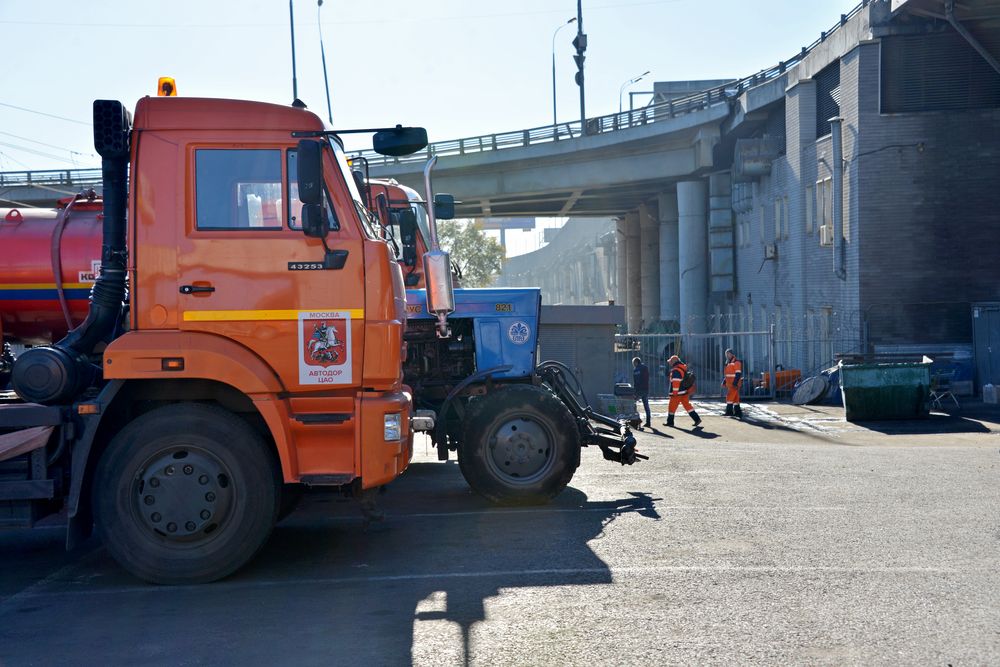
[1,399,998,666]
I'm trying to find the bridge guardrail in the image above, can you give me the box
[0,168,102,188]
[349,0,867,168]
[2,3,867,184]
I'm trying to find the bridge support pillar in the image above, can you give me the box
[658,191,679,329]
[615,217,628,313]
[639,202,660,328]
[625,211,642,333]
[677,179,708,334]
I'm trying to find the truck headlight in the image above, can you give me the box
[384,413,402,441]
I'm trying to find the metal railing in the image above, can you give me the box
[0,4,869,184]
[0,168,102,188]
[348,1,869,168]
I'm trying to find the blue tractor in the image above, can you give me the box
[399,159,645,504]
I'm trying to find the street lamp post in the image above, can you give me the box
[619,70,651,114]
[551,17,577,132]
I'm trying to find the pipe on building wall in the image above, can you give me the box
[657,191,680,326]
[677,180,709,333]
[615,217,628,310]
[638,202,660,326]
[830,116,846,281]
[625,211,642,332]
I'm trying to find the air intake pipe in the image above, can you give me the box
[12,100,131,404]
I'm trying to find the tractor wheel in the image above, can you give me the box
[93,403,280,584]
[459,384,580,504]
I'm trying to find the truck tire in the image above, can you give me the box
[459,384,580,504]
[93,402,280,584]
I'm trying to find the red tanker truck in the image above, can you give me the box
[1,192,105,386]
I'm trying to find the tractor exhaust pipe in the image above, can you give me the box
[421,156,455,338]
[12,100,131,404]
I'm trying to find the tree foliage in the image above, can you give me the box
[437,220,504,287]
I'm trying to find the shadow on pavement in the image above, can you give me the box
[0,461,662,665]
[852,413,991,435]
[243,480,663,664]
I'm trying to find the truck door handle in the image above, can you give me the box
[180,285,216,294]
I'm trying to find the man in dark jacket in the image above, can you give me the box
[632,356,651,428]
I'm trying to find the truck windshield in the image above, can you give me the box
[328,138,381,240]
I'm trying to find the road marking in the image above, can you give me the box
[12,563,963,601]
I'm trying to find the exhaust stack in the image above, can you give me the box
[12,100,131,404]
[421,157,455,338]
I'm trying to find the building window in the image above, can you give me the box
[816,177,833,246]
[759,205,766,244]
[881,32,1000,113]
[805,184,814,234]
[774,198,782,242]
[783,196,789,240]
[815,61,841,138]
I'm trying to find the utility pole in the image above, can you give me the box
[573,0,587,133]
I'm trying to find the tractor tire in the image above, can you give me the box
[93,403,280,584]
[459,384,580,505]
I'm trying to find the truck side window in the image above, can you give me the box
[286,149,340,232]
[195,149,284,230]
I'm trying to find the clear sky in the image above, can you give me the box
[0,0,859,173]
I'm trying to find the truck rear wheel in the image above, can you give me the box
[93,402,280,584]
[459,384,580,504]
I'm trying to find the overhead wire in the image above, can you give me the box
[0,101,90,126]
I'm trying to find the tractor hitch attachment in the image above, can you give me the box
[535,360,648,467]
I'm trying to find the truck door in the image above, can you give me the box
[176,145,366,392]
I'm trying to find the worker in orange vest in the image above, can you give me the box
[663,355,701,428]
[722,348,743,418]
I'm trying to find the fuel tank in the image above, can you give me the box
[0,196,103,345]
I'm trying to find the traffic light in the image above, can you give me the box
[572,33,587,86]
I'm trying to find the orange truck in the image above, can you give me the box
[0,95,430,584]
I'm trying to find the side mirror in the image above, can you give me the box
[296,140,323,205]
[373,126,428,157]
[433,193,455,220]
[374,193,391,228]
[397,208,418,267]
[301,203,329,239]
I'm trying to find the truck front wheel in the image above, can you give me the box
[93,403,280,584]
[459,384,580,504]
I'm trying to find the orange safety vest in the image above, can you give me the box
[724,358,743,387]
[669,362,689,395]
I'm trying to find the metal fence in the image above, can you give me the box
[615,331,774,400]
[615,313,864,400]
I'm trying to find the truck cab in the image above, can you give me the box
[0,96,424,583]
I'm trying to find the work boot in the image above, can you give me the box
[664,414,675,427]
[724,404,733,416]
[733,405,742,419]
[690,410,702,426]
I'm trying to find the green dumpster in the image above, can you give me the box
[839,361,930,421]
